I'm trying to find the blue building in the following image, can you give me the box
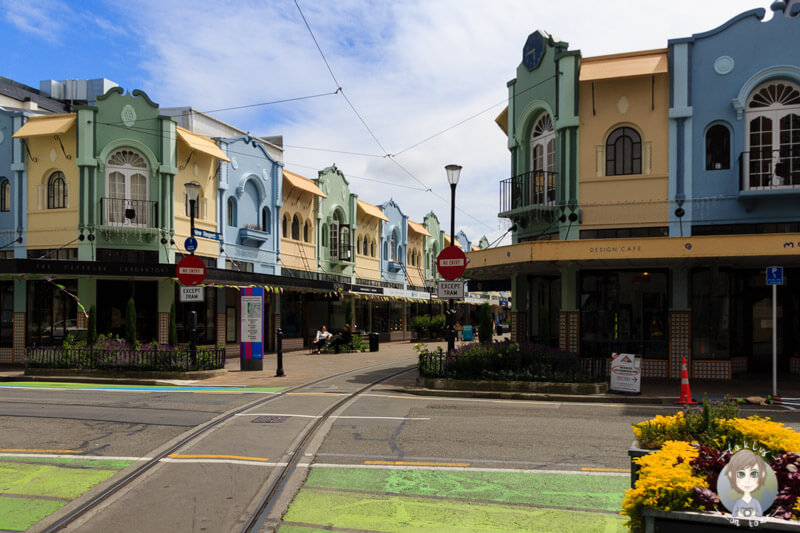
[379,199,408,289]
[668,2,800,375]
[218,135,282,275]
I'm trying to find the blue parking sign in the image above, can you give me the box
[767,266,783,285]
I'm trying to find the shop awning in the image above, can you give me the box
[580,49,668,82]
[443,234,463,249]
[357,200,389,222]
[12,113,76,138]
[495,107,508,135]
[465,233,800,280]
[284,169,326,197]
[407,220,431,237]
[176,126,230,162]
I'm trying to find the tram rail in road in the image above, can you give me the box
[37,359,417,533]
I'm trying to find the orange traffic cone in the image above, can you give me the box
[675,356,698,405]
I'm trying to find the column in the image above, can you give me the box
[559,266,580,354]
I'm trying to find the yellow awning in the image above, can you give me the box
[495,107,508,135]
[580,49,668,82]
[284,169,326,197]
[408,220,431,237]
[443,235,463,249]
[357,200,389,222]
[176,126,230,162]
[13,114,76,138]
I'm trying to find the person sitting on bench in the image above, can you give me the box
[312,325,332,353]
[331,323,352,354]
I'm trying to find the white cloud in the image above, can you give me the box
[2,0,74,43]
[112,0,769,247]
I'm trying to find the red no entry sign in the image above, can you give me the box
[437,246,467,280]
[176,255,206,286]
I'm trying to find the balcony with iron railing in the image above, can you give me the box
[499,169,557,214]
[100,197,159,228]
[739,148,800,194]
[328,243,353,263]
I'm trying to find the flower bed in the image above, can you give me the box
[622,400,800,530]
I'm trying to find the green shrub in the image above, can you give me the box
[87,305,97,345]
[168,302,177,346]
[124,297,137,346]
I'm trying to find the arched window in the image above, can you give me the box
[261,207,270,232]
[356,235,362,255]
[227,198,237,226]
[321,224,328,247]
[0,179,9,212]
[706,124,730,171]
[530,113,556,204]
[329,212,342,259]
[389,230,397,261]
[370,240,375,258]
[291,214,300,240]
[383,241,388,260]
[106,149,148,226]
[282,214,288,238]
[746,81,800,188]
[47,171,67,209]
[606,127,642,176]
[303,221,310,242]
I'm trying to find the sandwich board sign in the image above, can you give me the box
[609,352,642,394]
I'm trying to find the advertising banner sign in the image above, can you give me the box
[240,287,263,361]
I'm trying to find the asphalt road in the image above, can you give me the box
[4,374,800,532]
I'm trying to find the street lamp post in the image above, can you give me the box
[184,181,201,366]
[445,164,461,356]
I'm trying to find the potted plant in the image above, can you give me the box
[622,401,800,531]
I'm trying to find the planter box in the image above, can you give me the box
[643,509,800,532]
[629,440,656,488]
[416,377,607,395]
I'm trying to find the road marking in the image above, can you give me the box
[236,413,431,421]
[305,463,628,476]
[581,467,629,473]
[288,392,349,397]
[364,460,471,467]
[193,391,245,395]
[0,448,80,454]
[0,453,146,461]
[161,457,279,466]
[168,453,269,462]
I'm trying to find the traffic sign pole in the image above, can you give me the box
[767,266,783,397]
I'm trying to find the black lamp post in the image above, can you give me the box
[445,164,461,356]
[184,181,201,366]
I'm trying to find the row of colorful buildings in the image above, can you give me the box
[0,77,503,362]
[467,3,800,379]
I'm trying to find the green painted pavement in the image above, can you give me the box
[0,498,64,532]
[302,468,627,511]
[0,457,132,531]
[281,468,627,532]
[282,490,625,532]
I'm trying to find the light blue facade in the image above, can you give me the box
[455,230,471,252]
[218,135,282,275]
[669,4,800,236]
[0,110,21,256]
[379,199,408,288]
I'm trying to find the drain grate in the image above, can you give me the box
[251,416,287,424]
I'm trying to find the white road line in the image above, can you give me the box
[0,453,147,461]
[301,463,629,476]
[160,458,283,467]
[235,413,430,420]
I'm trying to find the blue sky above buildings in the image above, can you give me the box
[0,0,772,246]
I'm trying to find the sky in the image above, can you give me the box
[0,0,774,247]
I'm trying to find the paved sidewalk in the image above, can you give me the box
[4,339,800,405]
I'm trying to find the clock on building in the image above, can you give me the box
[523,31,546,71]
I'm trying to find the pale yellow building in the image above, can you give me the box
[406,220,431,289]
[281,169,325,273]
[354,199,387,283]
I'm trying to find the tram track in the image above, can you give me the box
[39,359,416,532]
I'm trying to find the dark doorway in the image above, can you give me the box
[97,280,158,342]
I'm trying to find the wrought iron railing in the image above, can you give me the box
[25,345,225,372]
[100,197,158,228]
[329,243,354,262]
[739,149,800,190]
[499,170,557,213]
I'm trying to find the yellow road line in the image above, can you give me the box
[0,448,80,454]
[193,391,244,395]
[364,460,471,467]
[581,467,629,473]
[168,453,269,462]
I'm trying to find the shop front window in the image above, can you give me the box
[580,270,667,359]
